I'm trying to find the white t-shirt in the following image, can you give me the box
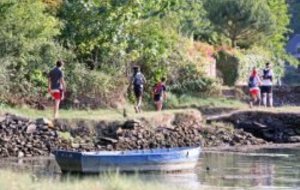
[261,68,273,86]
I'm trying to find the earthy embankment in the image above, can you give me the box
[0,109,299,158]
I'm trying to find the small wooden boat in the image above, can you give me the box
[53,147,201,173]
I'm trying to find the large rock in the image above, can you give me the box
[36,118,53,128]
[0,116,6,123]
[288,136,300,143]
[26,124,37,134]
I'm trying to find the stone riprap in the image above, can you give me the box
[0,110,269,158]
[207,111,300,143]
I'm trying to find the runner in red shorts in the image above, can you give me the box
[248,67,261,108]
[48,60,66,119]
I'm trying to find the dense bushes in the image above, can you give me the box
[216,47,285,86]
[65,64,127,109]
[0,0,297,109]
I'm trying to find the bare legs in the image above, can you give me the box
[54,99,61,119]
[268,93,273,107]
[250,94,261,108]
[262,93,267,107]
[155,101,163,111]
[135,96,142,113]
[262,93,273,107]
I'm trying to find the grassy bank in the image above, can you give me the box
[0,97,246,120]
[0,170,190,190]
[0,97,299,121]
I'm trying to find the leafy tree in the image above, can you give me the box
[167,0,210,39]
[204,0,276,47]
[0,0,68,101]
[267,0,290,49]
[58,0,143,69]
[265,0,296,65]
[42,0,62,11]
[58,0,182,70]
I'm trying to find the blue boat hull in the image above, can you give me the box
[53,147,201,173]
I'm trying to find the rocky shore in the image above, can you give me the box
[207,110,300,143]
[1,109,299,158]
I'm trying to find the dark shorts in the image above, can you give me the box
[134,85,143,98]
[261,86,272,94]
[154,94,162,102]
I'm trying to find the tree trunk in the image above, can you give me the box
[231,37,236,47]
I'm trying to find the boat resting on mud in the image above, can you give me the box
[53,147,201,173]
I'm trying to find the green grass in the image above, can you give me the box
[0,105,124,120]
[0,104,198,121]
[0,170,190,190]
[0,96,246,120]
[0,97,299,121]
[174,96,246,108]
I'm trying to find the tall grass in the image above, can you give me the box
[0,170,189,190]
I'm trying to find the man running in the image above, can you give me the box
[261,62,274,107]
[131,66,146,113]
[153,77,167,111]
[48,60,66,119]
[248,67,261,108]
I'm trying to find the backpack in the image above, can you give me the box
[248,76,258,88]
[133,73,144,86]
[263,69,272,80]
[153,83,164,96]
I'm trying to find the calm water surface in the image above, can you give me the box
[1,147,300,190]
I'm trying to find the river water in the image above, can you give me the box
[1,147,300,190]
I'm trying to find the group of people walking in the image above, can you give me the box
[130,66,167,113]
[47,63,167,119]
[47,61,274,119]
[248,62,274,108]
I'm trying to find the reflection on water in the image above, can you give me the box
[0,147,300,189]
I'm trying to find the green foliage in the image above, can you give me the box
[0,0,72,104]
[266,0,291,52]
[216,50,239,86]
[0,0,294,108]
[169,62,221,97]
[127,18,179,84]
[65,64,127,108]
[216,47,284,86]
[0,58,9,103]
[204,0,276,47]
[0,0,60,57]
[235,48,271,85]
[288,0,300,34]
